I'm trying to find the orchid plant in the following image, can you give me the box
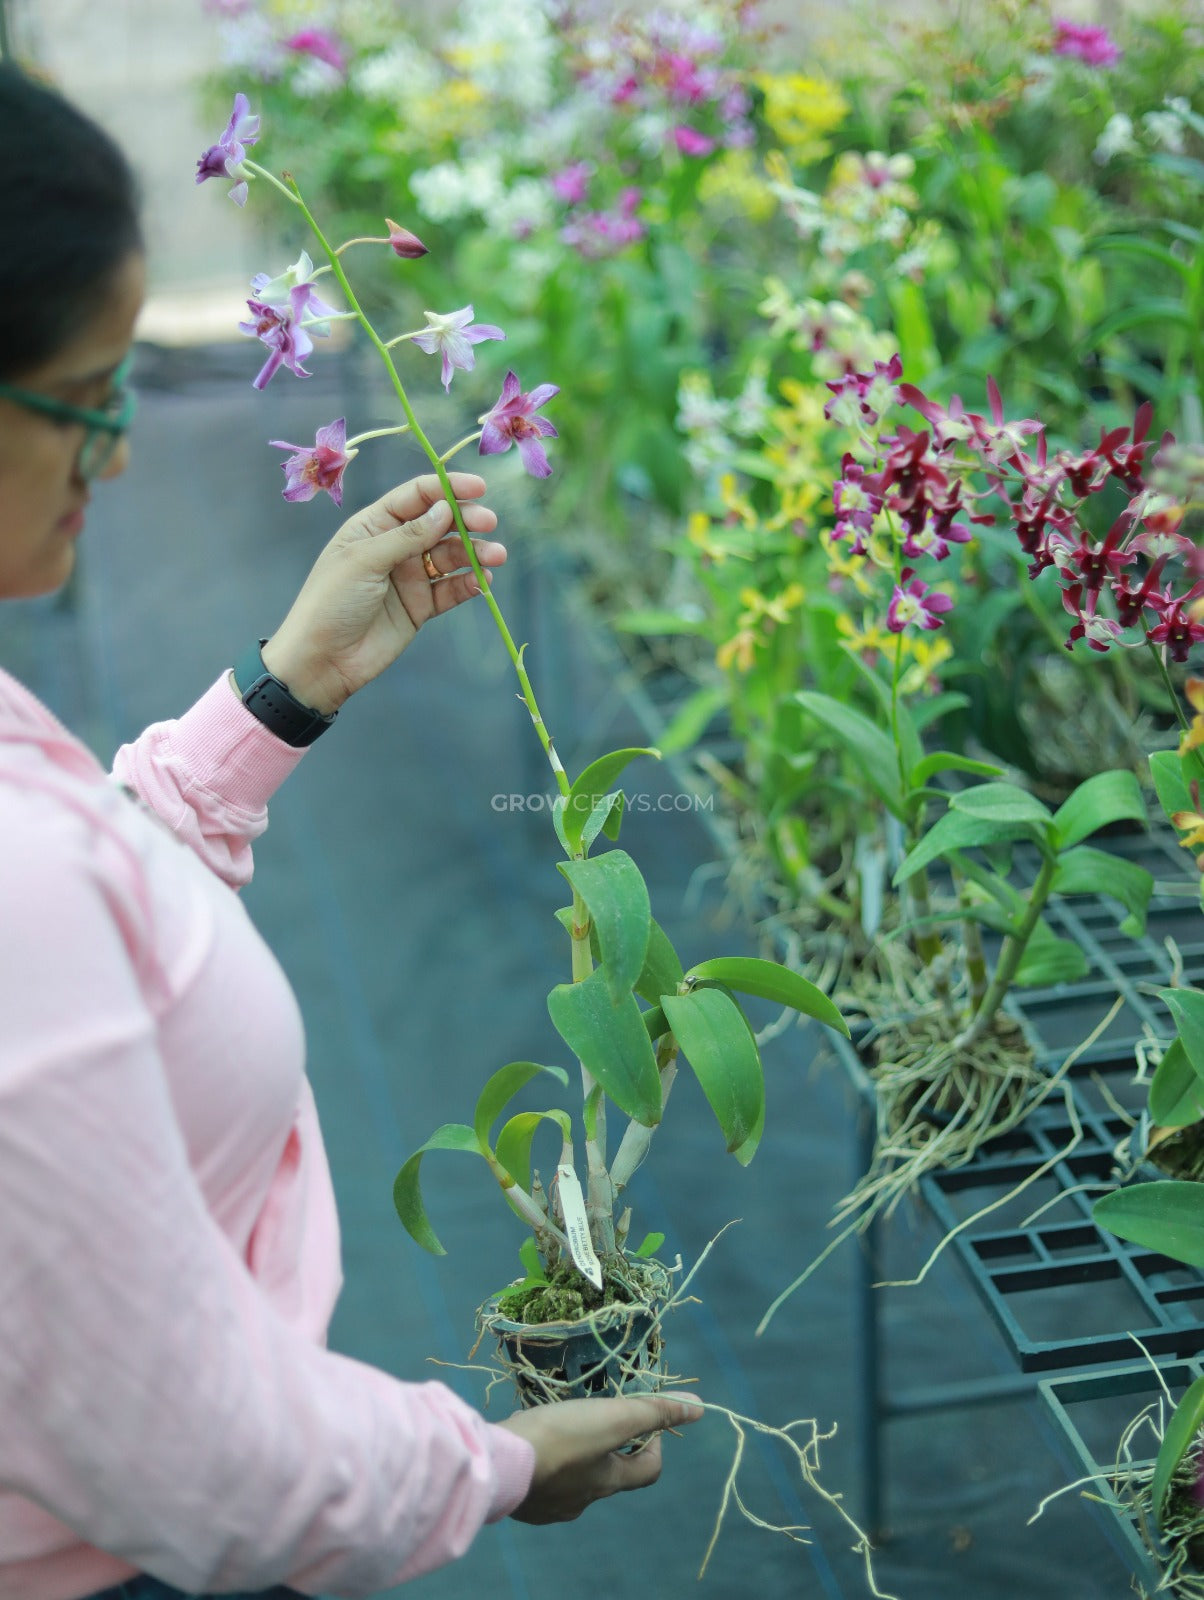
[195,94,849,1323]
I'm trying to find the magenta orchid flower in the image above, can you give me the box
[824,355,903,428]
[1052,18,1121,67]
[673,125,717,157]
[887,569,954,633]
[550,163,593,205]
[479,371,560,478]
[283,28,346,74]
[410,307,506,393]
[195,92,260,207]
[269,418,355,505]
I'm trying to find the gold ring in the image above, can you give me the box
[421,548,440,581]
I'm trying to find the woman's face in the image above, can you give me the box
[0,250,145,599]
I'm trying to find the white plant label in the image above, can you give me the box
[556,1163,603,1290]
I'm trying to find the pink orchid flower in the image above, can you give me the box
[479,371,560,478]
[269,418,355,505]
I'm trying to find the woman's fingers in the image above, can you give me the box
[421,535,507,579]
[360,472,488,536]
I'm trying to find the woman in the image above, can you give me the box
[0,61,701,1600]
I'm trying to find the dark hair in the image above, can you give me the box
[0,63,142,379]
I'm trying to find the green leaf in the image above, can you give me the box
[518,1234,550,1283]
[495,1110,570,1191]
[1013,920,1090,986]
[393,1123,484,1256]
[563,748,659,853]
[611,608,706,636]
[909,751,1004,788]
[581,792,625,851]
[547,970,662,1124]
[1160,989,1204,1081]
[636,918,685,1006]
[845,654,924,780]
[1053,847,1153,938]
[795,690,906,819]
[1153,1379,1204,1528]
[1094,1181,1204,1270]
[1084,297,1193,348]
[684,955,847,1036]
[551,795,571,855]
[895,808,1046,884]
[633,1231,666,1259]
[661,986,765,1163]
[473,1061,570,1151]
[642,1003,668,1041]
[1149,1038,1204,1128]
[1052,770,1147,849]
[949,782,1054,828]
[911,691,971,732]
[1090,234,1193,282]
[1150,749,1195,829]
[559,851,652,1004]
[657,684,727,755]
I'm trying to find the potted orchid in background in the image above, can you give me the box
[193,91,902,1588]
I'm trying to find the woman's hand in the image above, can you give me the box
[499,1392,704,1524]
[257,472,504,714]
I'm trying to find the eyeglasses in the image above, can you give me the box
[0,352,137,481]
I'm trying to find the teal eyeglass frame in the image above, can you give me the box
[0,352,137,480]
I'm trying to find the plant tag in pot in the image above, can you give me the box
[555,1163,603,1290]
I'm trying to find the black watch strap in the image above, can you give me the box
[231,639,337,748]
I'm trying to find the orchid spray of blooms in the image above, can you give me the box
[758,350,1177,1326]
[195,90,851,1350]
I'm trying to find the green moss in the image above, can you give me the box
[499,1260,637,1325]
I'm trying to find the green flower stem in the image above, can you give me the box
[955,853,1057,1050]
[1146,638,1192,734]
[383,330,426,349]
[440,432,484,462]
[243,159,300,206]
[333,235,390,255]
[284,175,569,798]
[891,631,944,976]
[345,424,411,449]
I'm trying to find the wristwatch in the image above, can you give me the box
[231,639,337,748]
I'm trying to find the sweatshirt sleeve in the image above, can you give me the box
[111,672,306,889]
[0,821,535,1597]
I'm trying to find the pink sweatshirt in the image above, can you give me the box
[0,666,534,1600]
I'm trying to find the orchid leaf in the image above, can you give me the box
[636,918,685,1006]
[551,795,571,855]
[661,986,764,1163]
[564,748,659,853]
[795,690,906,820]
[1149,749,1194,830]
[559,851,651,1004]
[1153,1379,1204,1528]
[633,1231,666,1258]
[393,1123,484,1256]
[495,1109,570,1191]
[1053,847,1153,937]
[949,782,1054,829]
[656,684,727,754]
[1149,1038,1204,1128]
[642,1003,668,1041]
[895,809,1045,883]
[581,792,625,851]
[684,955,847,1036]
[547,970,662,1125]
[1095,1180,1204,1269]
[1013,920,1090,986]
[1052,770,1147,849]
[844,653,924,781]
[909,751,1004,789]
[1159,989,1204,1081]
[473,1061,570,1152]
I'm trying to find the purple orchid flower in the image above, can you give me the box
[1052,18,1121,68]
[195,92,260,207]
[239,290,319,389]
[478,371,560,478]
[887,569,954,633]
[269,418,355,505]
[550,163,593,205]
[410,306,506,393]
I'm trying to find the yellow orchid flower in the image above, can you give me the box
[717,627,758,673]
[1180,677,1204,754]
[719,473,758,530]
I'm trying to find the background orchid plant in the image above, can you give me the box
[196,92,849,1306]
